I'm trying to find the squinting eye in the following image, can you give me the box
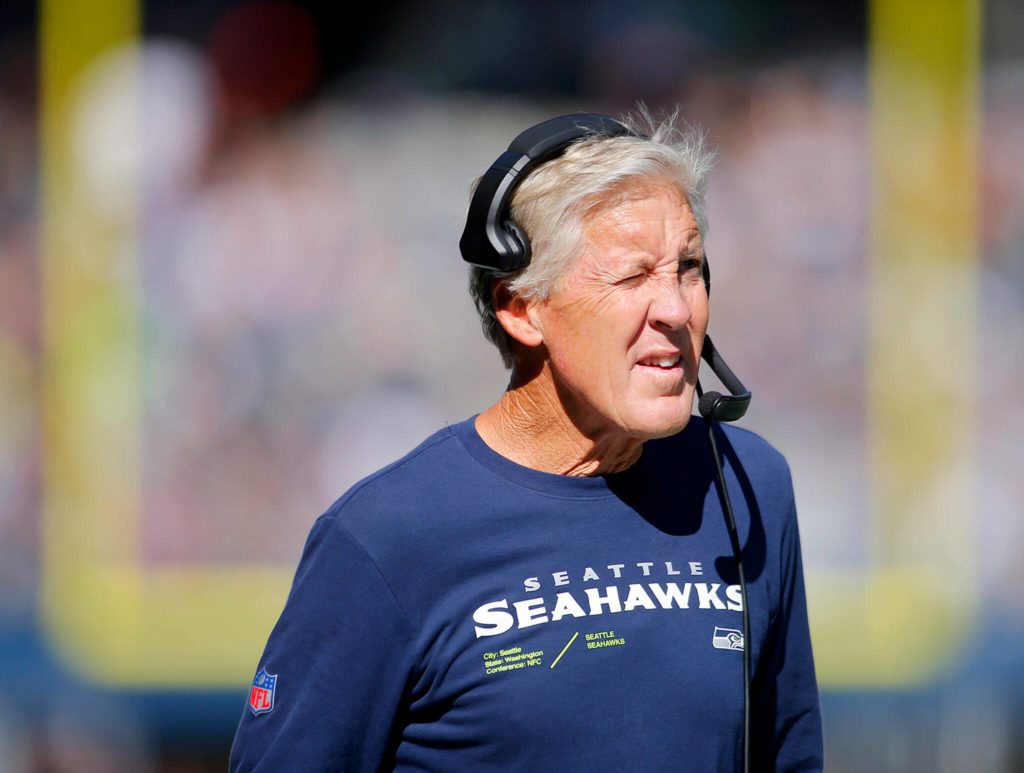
[617,272,646,285]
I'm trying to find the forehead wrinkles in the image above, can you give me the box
[581,183,699,265]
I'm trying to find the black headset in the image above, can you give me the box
[460,112,754,773]
[459,112,751,424]
[459,114,632,273]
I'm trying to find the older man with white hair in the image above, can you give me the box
[231,110,823,772]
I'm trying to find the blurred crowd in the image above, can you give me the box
[1,0,1024,770]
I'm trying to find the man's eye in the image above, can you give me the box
[617,272,646,285]
[680,259,702,274]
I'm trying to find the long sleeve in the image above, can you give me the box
[752,484,824,772]
[230,516,416,772]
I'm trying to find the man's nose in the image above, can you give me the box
[650,280,694,330]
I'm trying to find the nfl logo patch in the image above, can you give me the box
[248,668,277,716]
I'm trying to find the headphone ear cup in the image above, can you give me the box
[502,220,532,271]
[462,114,634,272]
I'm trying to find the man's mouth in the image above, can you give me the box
[638,354,682,369]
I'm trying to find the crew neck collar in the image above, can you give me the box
[451,416,641,499]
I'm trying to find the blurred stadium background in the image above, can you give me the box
[2,0,1023,769]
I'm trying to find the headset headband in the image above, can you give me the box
[459,113,635,273]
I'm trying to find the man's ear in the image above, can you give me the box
[493,280,544,348]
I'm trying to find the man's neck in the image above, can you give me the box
[475,368,643,477]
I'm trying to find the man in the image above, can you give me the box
[230,111,823,771]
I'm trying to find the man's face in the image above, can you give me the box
[528,182,708,442]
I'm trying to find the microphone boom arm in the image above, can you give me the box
[698,335,751,423]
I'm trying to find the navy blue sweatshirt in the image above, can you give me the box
[231,416,823,771]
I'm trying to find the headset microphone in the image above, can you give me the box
[691,238,751,773]
[698,336,751,423]
[695,264,752,773]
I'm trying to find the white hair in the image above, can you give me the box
[469,108,716,369]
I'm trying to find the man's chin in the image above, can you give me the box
[629,405,695,440]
